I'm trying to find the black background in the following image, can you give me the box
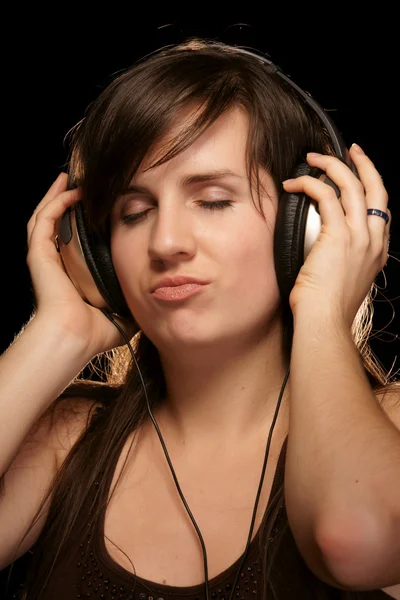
[1,10,399,594]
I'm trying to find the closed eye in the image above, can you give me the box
[121,200,234,225]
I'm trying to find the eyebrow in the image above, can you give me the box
[121,169,242,195]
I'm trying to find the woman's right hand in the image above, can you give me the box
[26,173,137,358]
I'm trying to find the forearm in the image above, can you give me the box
[285,311,400,581]
[0,315,91,479]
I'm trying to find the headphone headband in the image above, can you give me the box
[232,46,351,168]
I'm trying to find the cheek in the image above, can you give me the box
[230,219,275,277]
[224,227,279,307]
[109,234,140,291]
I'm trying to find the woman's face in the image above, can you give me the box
[109,106,282,352]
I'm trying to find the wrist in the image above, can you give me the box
[26,313,91,363]
[292,306,351,341]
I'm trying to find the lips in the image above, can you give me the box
[151,275,210,292]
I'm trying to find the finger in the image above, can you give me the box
[27,173,69,241]
[27,186,83,248]
[282,175,349,233]
[349,144,389,212]
[373,206,392,268]
[384,227,391,267]
[349,144,391,260]
[29,173,69,220]
[306,152,367,227]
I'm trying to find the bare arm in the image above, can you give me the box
[0,314,91,480]
[0,170,134,483]
[286,312,400,590]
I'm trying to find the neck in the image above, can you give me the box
[151,317,290,455]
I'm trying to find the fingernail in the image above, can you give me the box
[307,152,321,157]
[282,179,295,185]
[351,143,365,154]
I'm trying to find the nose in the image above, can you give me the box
[147,204,197,263]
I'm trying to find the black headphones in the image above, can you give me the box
[55,47,357,333]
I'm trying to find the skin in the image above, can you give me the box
[109,106,291,458]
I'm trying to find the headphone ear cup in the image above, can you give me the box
[57,198,140,334]
[273,162,323,308]
[73,202,135,322]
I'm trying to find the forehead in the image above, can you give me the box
[114,105,278,213]
[137,105,250,178]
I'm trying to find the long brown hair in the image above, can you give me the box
[5,37,399,599]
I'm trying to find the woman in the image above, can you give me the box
[0,38,399,599]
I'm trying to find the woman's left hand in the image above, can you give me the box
[283,144,392,329]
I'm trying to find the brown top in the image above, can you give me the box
[8,435,392,599]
